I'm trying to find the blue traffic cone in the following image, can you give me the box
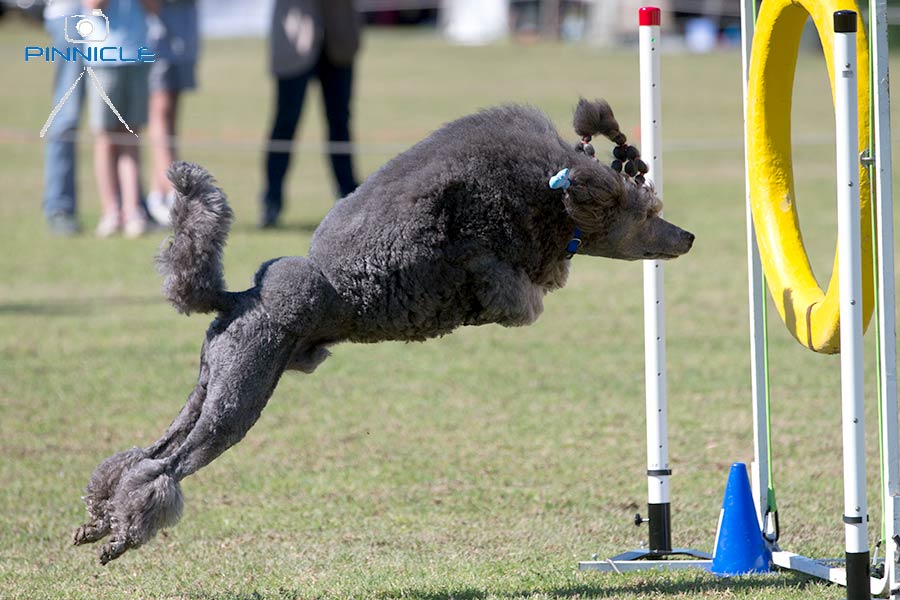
[711,462,772,576]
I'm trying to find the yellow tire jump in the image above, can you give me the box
[747,0,874,353]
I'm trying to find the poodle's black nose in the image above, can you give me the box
[682,231,695,249]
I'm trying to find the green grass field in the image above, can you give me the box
[2,13,900,599]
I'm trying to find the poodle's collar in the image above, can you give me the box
[566,228,582,259]
[548,169,582,259]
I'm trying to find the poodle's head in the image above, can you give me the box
[562,164,694,261]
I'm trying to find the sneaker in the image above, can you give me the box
[123,213,148,239]
[47,212,80,236]
[146,190,174,226]
[95,212,120,238]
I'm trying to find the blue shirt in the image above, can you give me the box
[147,1,199,65]
[83,0,149,67]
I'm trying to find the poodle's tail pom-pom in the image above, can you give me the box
[573,98,627,146]
[156,161,235,315]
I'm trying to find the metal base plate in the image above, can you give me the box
[579,548,713,573]
[771,550,891,597]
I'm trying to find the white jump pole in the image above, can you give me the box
[579,6,711,572]
[833,10,870,600]
[871,0,900,595]
[739,0,774,538]
[638,4,672,555]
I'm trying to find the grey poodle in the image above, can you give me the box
[73,99,694,564]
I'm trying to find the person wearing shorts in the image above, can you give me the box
[84,0,153,238]
[144,0,199,227]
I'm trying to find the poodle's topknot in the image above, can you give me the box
[573,98,627,145]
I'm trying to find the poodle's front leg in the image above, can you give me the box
[93,307,297,564]
[467,256,546,327]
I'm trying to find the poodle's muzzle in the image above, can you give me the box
[644,228,694,260]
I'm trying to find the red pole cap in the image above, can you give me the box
[639,6,661,26]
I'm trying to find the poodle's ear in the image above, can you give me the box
[562,165,624,233]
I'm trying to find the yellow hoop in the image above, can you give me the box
[747,0,874,354]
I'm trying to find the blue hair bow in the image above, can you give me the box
[549,168,571,190]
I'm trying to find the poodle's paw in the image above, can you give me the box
[98,536,129,565]
[73,518,110,546]
[91,459,185,564]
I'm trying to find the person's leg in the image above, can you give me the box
[118,135,145,237]
[93,130,121,237]
[89,66,123,237]
[43,17,84,233]
[317,55,358,198]
[148,88,178,197]
[147,58,197,226]
[146,81,179,225]
[262,70,310,226]
[121,64,150,237]
[89,65,145,238]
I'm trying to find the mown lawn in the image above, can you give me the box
[1,12,899,600]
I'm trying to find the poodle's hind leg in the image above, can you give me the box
[73,344,212,547]
[96,306,297,564]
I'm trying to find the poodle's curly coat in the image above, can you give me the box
[73,99,694,564]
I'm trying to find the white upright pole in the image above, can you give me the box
[833,11,870,600]
[870,0,900,595]
[639,5,671,554]
[739,0,772,537]
[580,6,710,572]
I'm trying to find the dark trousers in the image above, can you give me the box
[263,52,358,217]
